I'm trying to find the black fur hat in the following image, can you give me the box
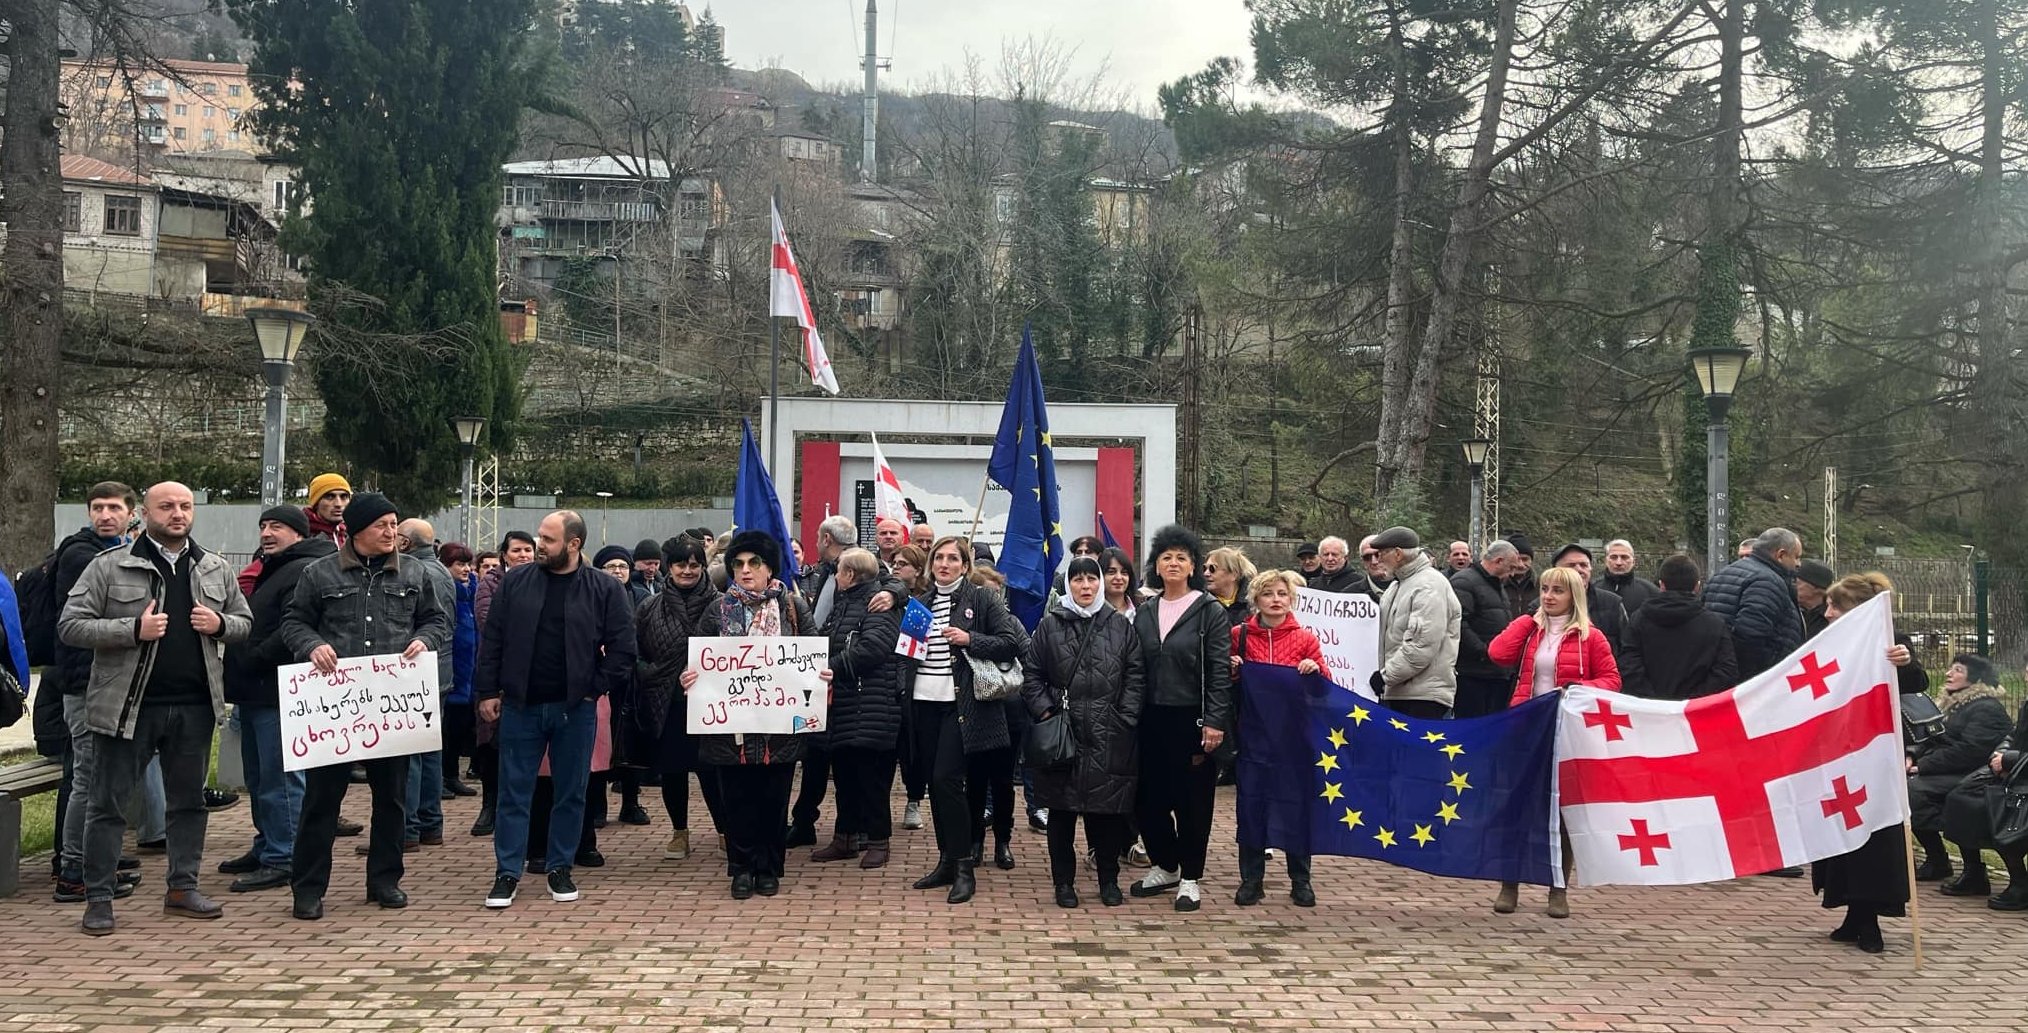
[1143,524,1208,593]
[723,529,783,582]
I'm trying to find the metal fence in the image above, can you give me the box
[1872,558,2027,675]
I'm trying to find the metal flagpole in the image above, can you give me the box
[768,185,782,466]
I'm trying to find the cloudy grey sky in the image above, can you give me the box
[705,1,1256,108]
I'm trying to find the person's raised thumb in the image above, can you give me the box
[141,600,158,617]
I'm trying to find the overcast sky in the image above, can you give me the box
[706,0,1257,108]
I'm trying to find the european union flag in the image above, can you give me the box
[987,328,1062,630]
[1236,664,1563,886]
[1097,512,1120,550]
[894,597,933,659]
[733,419,798,586]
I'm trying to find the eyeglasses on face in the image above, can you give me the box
[729,556,768,570]
[1361,552,1379,560]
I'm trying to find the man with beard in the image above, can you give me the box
[61,482,251,935]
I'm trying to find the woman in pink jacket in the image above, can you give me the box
[1487,565,1620,918]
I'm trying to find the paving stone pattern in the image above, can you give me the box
[2,783,2023,1032]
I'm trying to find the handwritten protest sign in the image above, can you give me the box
[1294,587,1382,700]
[686,636,830,735]
[279,651,441,772]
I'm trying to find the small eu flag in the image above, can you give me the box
[1236,664,1563,886]
[894,597,933,659]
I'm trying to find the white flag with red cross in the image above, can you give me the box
[869,432,908,525]
[769,198,840,395]
[1557,592,1907,886]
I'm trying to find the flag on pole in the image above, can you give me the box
[733,419,799,586]
[869,432,908,525]
[987,328,1063,630]
[1237,664,1565,886]
[770,198,840,395]
[1557,592,1907,886]
[1097,512,1120,550]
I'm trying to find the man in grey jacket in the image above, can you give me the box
[281,493,450,920]
[58,482,252,936]
[397,518,456,849]
[1369,526,1462,719]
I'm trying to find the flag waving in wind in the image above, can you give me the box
[733,419,799,586]
[987,328,1063,630]
[770,198,840,395]
[869,433,908,525]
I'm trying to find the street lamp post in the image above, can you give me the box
[1688,346,1752,572]
[246,307,316,507]
[595,491,614,547]
[453,416,486,546]
[1461,437,1492,557]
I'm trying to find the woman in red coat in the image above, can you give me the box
[1228,569,1330,907]
[1486,565,1620,918]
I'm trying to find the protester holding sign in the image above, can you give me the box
[680,530,827,901]
[278,492,448,921]
[475,511,637,910]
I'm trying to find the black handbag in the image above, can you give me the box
[1901,692,1946,748]
[1994,756,2028,848]
[1025,620,1095,771]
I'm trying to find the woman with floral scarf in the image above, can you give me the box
[679,530,827,900]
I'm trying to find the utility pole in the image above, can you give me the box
[1823,466,1838,571]
[860,1,889,183]
[1179,306,1203,527]
[1474,332,1501,544]
[0,0,68,572]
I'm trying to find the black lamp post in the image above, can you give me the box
[1688,346,1752,570]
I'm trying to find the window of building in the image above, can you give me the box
[95,76,112,88]
[202,128,216,143]
[228,84,243,98]
[272,181,290,212]
[104,195,142,236]
[227,107,240,120]
[204,106,216,119]
[197,82,217,95]
[174,103,188,116]
[173,127,187,140]
[229,130,241,143]
[62,192,82,233]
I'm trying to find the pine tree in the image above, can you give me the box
[228,0,544,510]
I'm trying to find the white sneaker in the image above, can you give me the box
[1175,879,1202,912]
[902,801,924,830]
[1130,866,1180,897]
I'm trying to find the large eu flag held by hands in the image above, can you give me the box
[987,328,1063,630]
[1236,664,1564,886]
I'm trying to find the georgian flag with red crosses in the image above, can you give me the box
[1557,592,1908,886]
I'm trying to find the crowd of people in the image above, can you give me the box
[7,479,2023,956]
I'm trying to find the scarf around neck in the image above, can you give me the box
[1939,680,2006,716]
[720,579,787,638]
[1062,594,1106,619]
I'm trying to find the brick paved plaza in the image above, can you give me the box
[2,784,2022,1032]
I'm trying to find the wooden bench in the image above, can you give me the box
[0,756,63,898]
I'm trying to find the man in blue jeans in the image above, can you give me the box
[218,506,333,891]
[396,518,456,849]
[476,510,635,909]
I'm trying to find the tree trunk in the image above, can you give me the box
[1971,0,2025,636]
[1373,8,1417,501]
[1398,0,1517,487]
[0,0,67,573]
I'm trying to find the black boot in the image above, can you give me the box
[470,799,496,837]
[912,858,957,890]
[948,860,977,904]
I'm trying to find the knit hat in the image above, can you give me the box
[593,544,633,570]
[723,530,783,581]
[258,504,311,538]
[306,473,351,507]
[1369,526,1421,551]
[1505,533,1534,558]
[634,538,663,563]
[341,492,398,539]
[1796,559,1836,590]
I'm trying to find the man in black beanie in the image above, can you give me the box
[280,491,450,920]
[1501,532,1539,618]
[629,538,662,605]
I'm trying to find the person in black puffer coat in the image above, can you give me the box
[1701,528,1806,679]
[811,548,905,869]
[1908,653,2014,892]
[1619,554,1738,700]
[1941,689,2028,909]
[1450,540,1518,718]
[633,535,725,861]
[1023,556,1145,908]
